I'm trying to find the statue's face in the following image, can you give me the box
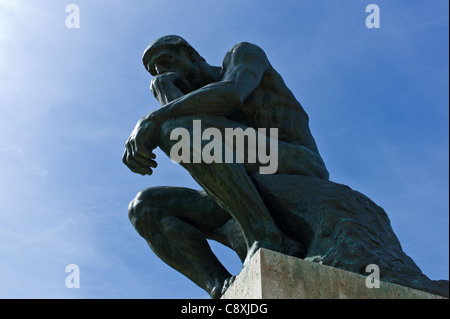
[150,48,196,78]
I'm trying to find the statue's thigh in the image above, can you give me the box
[134,186,232,234]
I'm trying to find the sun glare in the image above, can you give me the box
[0,0,22,40]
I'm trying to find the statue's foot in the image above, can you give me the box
[210,234,303,299]
[210,276,236,299]
[243,234,304,268]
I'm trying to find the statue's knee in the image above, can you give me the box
[128,196,142,228]
[128,189,164,236]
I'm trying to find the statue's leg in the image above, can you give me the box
[157,116,305,265]
[128,186,242,298]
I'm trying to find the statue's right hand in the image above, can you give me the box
[151,72,194,104]
[122,118,158,176]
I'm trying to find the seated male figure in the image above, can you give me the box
[123,35,329,298]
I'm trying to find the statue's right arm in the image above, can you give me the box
[122,72,188,176]
[122,43,269,175]
[150,72,186,106]
[148,42,269,126]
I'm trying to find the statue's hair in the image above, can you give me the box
[142,35,205,75]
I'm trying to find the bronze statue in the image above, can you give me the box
[123,35,449,298]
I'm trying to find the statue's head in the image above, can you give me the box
[142,35,206,76]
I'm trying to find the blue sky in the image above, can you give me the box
[0,0,448,298]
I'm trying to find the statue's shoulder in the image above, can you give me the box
[230,41,264,52]
[222,42,268,68]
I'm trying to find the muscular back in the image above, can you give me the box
[224,43,320,154]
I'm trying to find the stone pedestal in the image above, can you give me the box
[221,249,446,299]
